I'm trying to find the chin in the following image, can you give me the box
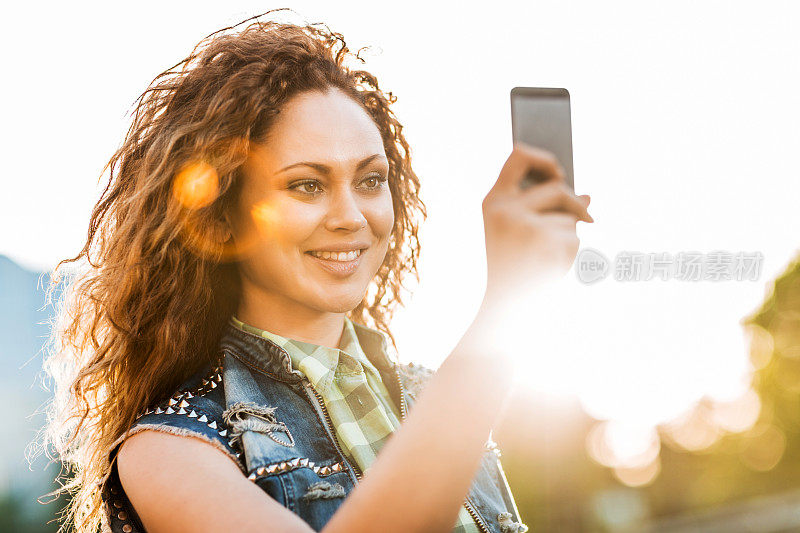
[312,291,366,314]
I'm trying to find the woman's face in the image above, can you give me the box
[231,87,394,316]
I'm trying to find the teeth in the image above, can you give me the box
[310,249,362,261]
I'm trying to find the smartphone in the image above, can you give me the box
[510,87,574,190]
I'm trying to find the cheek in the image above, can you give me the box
[240,201,320,264]
[251,202,314,243]
[367,194,395,239]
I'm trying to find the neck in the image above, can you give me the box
[235,281,346,349]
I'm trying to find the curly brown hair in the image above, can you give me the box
[37,10,426,532]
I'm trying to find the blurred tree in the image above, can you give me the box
[494,253,800,532]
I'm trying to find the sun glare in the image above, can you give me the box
[173,161,220,210]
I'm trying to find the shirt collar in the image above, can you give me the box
[228,315,396,388]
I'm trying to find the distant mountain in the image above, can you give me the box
[0,255,64,531]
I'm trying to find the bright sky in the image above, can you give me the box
[3,1,799,444]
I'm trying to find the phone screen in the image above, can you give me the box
[510,87,574,190]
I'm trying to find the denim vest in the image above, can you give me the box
[101,322,528,533]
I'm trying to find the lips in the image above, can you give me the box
[305,241,370,254]
[306,249,363,261]
[305,248,364,277]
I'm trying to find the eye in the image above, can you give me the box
[289,180,322,194]
[289,174,387,195]
[361,173,388,190]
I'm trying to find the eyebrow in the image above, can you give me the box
[277,154,387,175]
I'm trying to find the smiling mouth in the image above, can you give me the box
[304,248,366,277]
[305,249,365,261]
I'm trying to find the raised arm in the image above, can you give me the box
[322,143,593,532]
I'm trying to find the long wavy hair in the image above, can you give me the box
[37,10,426,532]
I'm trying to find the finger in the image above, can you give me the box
[514,142,567,174]
[515,143,568,187]
[523,182,593,222]
[535,211,582,228]
[493,143,567,194]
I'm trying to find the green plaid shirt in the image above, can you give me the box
[230,315,480,533]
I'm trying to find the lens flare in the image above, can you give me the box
[586,420,660,470]
[710,388,761,434]
[661,402,721,452]
[173,161,220,210]
[169,160,261,262]
[772,309,800,358]
[613,456,661,488]
[745,323,774,370]
[739,424,786,472]
[251,201,282,232]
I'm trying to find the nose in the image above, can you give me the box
[324,188,367,232]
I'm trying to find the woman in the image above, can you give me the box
[41,12,593,533]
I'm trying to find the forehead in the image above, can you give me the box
[257,88,385,167]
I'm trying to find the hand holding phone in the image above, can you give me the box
[481,144,592,302]
[510,87,574,190]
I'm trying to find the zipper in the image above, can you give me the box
[392,363,408,420]
[491,446,524,525]
[464,498,491,533]
[392,364,490,533]
[302,379,363,482]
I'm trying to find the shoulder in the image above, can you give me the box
[112,418,276,533]
[395,361,435,399]
[110,357,243,472]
